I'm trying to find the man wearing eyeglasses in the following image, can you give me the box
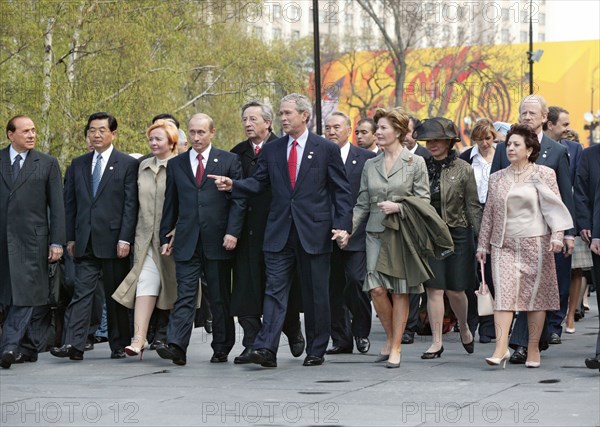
[51,112,139,361]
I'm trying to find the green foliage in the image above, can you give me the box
[0,0,311,170]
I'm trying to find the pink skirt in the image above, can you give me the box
[490,234,559,311]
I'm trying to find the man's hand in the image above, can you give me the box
[377,201,401,216]
[66,241,76,258]
[580,229,592,244]
[223,234,238,250]
[591,239,600,256]
[116,242,130,258]
[562,238,575,256]
[161,232,174,256]
[207,175,233,191]
[48,245,63,262]
[332,229,351,249]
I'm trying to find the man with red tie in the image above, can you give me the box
[157,113,245,365]
[209,93,353,367]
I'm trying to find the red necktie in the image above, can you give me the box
[255,145,261,155]
[195,153,204,186]
[288,140,298,189]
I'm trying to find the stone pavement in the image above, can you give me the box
[1,297,599,427]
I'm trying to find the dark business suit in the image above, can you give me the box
[160,147,244,354]
[62,147,139,353]
[329,144,376,350]
[560,139,583,186]
[232,131,353,358]
[230,134,302,349]
[491,134,575,347]
[574,144,600,358]
[0,147,65,359]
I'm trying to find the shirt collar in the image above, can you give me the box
[9,145,29,162]
[339,141,351,158]
[94,144,114,161]
[288,128,309,147]
[537,130,544,144]
[191,144,211,162]
[470,143,497,159]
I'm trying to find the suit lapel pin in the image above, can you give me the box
[109,166,114,170]
[542,150,547,159]
[308,152,313,159]
[407,155,413,165]
[352,159,357,164]
[214,158,218,162]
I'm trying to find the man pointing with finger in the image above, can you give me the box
[209,93,353,367]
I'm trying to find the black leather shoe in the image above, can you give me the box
[210,351,228,363]
[421,347,444,359]
[111,349,127,359]
[50,345,83,360]
[325,346,352,355]
[287,330,305,358]
[248,348,277,367]
[509,346,527,364]
[355,337,370,353]
[233,348,253,364]
[303,355,324,366]
[0,351,16,369]
[584,356,600,369]
[401,333,414,344]
[204,320,213,334]
[149,340,163,351]
[156,343,187,366]
[549,333,562,345]
[14,353,38,363]
[462,339,475,354]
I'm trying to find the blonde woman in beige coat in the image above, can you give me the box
[112,120,178,358]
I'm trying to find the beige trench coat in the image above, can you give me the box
[112,156,178,310]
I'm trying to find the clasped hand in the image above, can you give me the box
[332,229,351,249]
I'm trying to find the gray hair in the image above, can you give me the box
[241,100,274,124]
[326,111,351,128]
[519,95,549,116]
[280,93,312,122]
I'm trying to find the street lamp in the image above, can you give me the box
[527,0,544,94]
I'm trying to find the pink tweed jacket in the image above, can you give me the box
[477,164,573,253]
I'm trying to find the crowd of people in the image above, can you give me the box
[0,93,599,373]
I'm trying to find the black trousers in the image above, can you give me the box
[0,305,33,353]
[63,248,131,353]
[329,247,371,348]
[168,240,234,354]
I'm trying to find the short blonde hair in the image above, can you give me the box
[470,118,498,142]
[373,107,409,142]
[146,119,179,154]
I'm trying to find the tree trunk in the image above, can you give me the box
[40,17,55,153]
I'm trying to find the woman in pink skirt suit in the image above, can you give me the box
[476,124,572,368]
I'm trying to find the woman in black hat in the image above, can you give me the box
[414,117,482,359]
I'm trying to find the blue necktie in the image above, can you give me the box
[92,154,102,196]
[12,154,22,185]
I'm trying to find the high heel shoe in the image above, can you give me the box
[374,353,389,362]
[421,346,444,359]
[386,352,401,368]
[461,337,475,354]
[525,360,540,368]
[565,327,575,334]
[485,349,510,369]
[124,336,149,360]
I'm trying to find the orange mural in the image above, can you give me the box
[318,40,600,147]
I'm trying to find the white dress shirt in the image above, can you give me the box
[91,145,114,177]
[287,128,309,178]
[9,145,28,167]
[469,144,495,204]
[190,144,212,175]
[339,141,350,164]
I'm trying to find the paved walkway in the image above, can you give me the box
[1,297,599,426]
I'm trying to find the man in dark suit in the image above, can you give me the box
[0,116,65,368]
[574,143,600,370]
[157,113,245,366]
[51,112,139,361]
[209,93,353,367]
[324,112,375,355]
[400,116,429,344]
[230,100,305,364]
[490,96,576,364]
